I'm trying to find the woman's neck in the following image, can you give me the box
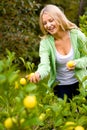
[53,30,69,41]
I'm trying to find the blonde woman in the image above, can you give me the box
[29,4,87,99]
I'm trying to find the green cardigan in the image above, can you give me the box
[36,29,87,87]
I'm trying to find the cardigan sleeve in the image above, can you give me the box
[74,30,87,69]
[36,39,51,80]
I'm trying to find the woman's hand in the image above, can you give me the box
[26,72,40,83]
[66,60,76,70]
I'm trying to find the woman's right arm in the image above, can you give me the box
[30,39,51,83]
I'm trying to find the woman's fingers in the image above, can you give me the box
[66,60,76,70]
[30,72,40,83]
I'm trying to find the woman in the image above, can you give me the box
[28,4,87,99]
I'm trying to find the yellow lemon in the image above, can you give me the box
[23,95,37,108]
[20,78,27,85]
[65,121,75,130]
[65,121,75,125]
[4,117,13,129]
[75,126,84,130]
[39,113,46,121]
[67,61,75,68]
[26,73,34,80]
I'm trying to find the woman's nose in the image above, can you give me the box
[46,22,51,27]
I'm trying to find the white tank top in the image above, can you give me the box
[55,46,78,85]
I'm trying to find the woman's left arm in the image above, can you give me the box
[74,30,87,69]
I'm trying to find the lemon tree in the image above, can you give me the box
[0,50,87,130]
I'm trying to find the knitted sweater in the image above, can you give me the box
[36,29,87,87]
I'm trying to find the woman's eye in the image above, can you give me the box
[43,19,54,25]
[49,19,54,22]
[43,18,54,26]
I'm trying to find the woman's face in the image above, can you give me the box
[42,12,60,35]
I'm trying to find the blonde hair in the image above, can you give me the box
[39,4,78,35]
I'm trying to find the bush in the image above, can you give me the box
[0,50,87,130]
[0,0,41,65]
[79,15,87,36]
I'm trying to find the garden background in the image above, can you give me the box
[0,0,87,130]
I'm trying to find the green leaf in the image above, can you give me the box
[77,115,87,126]
[8,71,18,84]
[0,74,6,84]
[75,69,87,82]
[0,123,4,130]
[22,117,43,127]
[25,83,37,93]
[82,80,87,90]
[54,118,63,127]
[0,60,4,72]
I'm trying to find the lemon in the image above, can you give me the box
[4,117,13,129]
[65,121,75,130]
[26,73,34,80]
[39,113,46,121]
[23,95,37,108]
[65,121,75,125]
[20,78,27,85]
[75,126,84,130]
[67,61,75,68]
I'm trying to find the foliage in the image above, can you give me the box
[0,51,87,130]
[0,0,41,65]
[79,15,87,36]
[0,1,87,129]
[19,56,36,73]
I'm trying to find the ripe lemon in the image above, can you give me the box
[23,95,37,108]
[39,113,46,121]
[26,73,34,80]
[67,61,75,68]
[4,117,13,129]
[75,126,84,130]
[20,78,27,85]
[65,121,75,130]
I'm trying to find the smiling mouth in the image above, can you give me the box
[48,26,56,31]
[48,28,55,33]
